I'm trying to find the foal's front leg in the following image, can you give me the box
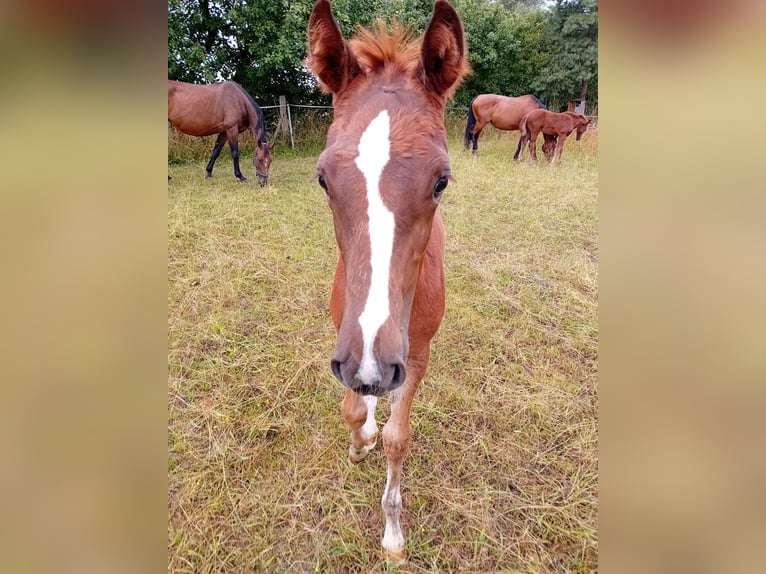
[341,389,379,464]
[551,134,568,166]
[380,352,427,564]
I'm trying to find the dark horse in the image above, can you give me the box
[464,93,556,161]
[518,110,591,165]
[167,80,272,185]
[307,0,468,564]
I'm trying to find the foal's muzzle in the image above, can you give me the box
[331,355,406,396]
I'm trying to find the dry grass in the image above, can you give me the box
[168,127,598,572]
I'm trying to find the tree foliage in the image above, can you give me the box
[168,0,598,111]
[532,0,598,111]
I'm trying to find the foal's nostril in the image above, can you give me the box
[390,362,406,389]
[331,359,344,383]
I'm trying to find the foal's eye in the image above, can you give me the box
[433,175,449,199]
[317,174,328,192]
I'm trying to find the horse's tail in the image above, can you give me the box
[514,112,530,160]
[232,82,270,152]
[464,97,477,149]
[519,112,530,141]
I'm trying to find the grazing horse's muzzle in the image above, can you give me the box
[331,355,407,396]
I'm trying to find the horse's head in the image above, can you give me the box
[254,142,272,187]
[307,0,467,396]
[575,115,591,141]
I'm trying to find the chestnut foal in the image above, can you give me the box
[518,109,591,165]
[306,0,468,563]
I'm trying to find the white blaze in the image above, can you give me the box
[354,110,393,384]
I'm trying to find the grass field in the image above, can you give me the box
[168,125,598,573]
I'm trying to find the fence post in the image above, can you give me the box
[286,102,295,149]
[276,95,295,148]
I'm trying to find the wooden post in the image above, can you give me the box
[275,96,286,139]
[278,95,288,136]
[275,95,295,148]
[286,101,295,148]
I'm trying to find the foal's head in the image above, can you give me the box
[307,0,468,396]
[574,114,591,141]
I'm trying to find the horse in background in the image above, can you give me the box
[306,0,468,564]
[167,80,272,186]
[518,110,591,165]
[464,93,557,161]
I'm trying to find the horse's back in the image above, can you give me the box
[525,109,580,137]
[478,94,545,130]
[168,80,246,136]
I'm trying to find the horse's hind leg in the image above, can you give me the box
[528,132,539,163]
[514,134,526,161]
[471,120,486,153]
[341,389,379,464]
[205,133,227,178]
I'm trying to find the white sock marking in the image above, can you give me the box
[350,395,379,461]
[381,467,404,552]
[361,395,378,440]
[354,111,393,385]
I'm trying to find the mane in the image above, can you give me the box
[531,95,546,109]
[230,81,268,145]
[348,21,420,77]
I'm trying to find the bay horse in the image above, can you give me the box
[518,109,591,165]
[464,93,557,160]
[167,80,272,185]
[306,0,468,564]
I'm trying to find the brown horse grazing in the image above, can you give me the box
[307,0,468,564]
[167,80,272,185]
[464,93,557,160]
[518,110,591,165]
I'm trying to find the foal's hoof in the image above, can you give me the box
[348,439,377,464]
[384,547,406,566]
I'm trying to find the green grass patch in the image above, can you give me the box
[168,129,598,572]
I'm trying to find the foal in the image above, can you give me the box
[306,0,468,563]
[518,109,591,165]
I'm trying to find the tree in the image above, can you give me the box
[168,1,432,105]
[167,0,596,112]
[168,0,320,104]
[452,0,553,107]
[532,0,598,112]
[168,0,235,84]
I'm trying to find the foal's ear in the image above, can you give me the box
[306,0,361,95]
[417,0,469,99]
